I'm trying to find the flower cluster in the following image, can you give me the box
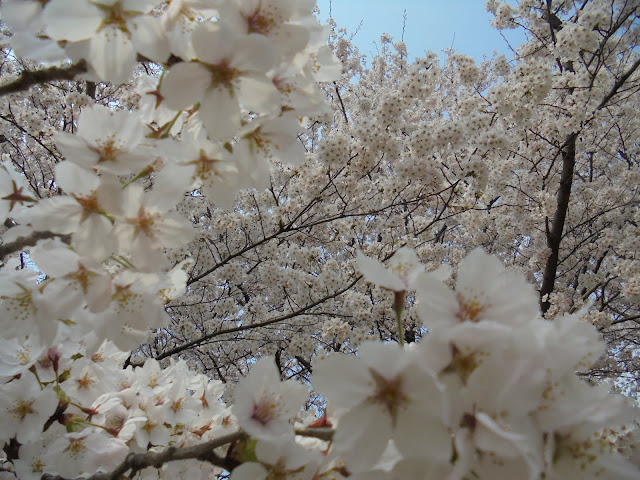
[316,249,640,478]
[1,0,640,479]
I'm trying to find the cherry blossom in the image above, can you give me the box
[415,248,539,332]
[160,22,280,140]
[53,105,151,177]
[42,0,170,83]
[233,357,308,442]
[313,342,450,472]
[42,428,129,478]
[356,247,425,293]
[0,1,640,479]
[0,378,58,444]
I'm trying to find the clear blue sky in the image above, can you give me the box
[316,0,525,60]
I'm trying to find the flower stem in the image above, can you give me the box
[393,291,406,346]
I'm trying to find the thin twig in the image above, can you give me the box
[141,276,362,365]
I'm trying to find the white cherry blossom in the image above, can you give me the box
[313,342,449,473]
[0,378,58,444]
[160,22,279,140]
[42,429,129,478]
[415,248,539,331]
[54,105,151,176]
[356,247,425,293]
[42,0,169,83]
[233,357,308,442]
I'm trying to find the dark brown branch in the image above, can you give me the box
[39,428,333,480]
[295,355,313,373]
[0,231,71,261]
[611,314,640,326]
[540,133,577,314]
[0,61,87,97]
[544,0,559,45]
[86,81,96,100]
[41,431,245,480]
[333,82,348,124]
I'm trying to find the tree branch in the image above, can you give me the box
[540,133,577,314]
[39,428,334,480]
[41,431,245,480]
[0,61,87,97]
[596,57,640,111]
[333,82,348,124]
[0,231,71,261]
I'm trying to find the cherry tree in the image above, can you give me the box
[0,0,640,479]
[142,0,640,392]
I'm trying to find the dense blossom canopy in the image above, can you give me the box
[1,0,640,479]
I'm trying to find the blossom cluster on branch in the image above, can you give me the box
[0,0,640,479]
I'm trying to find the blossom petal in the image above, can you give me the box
[161,62,211,111]
[356,250,405,292]
[200,88,241,140]
[43,0,102,42]
[89,28,137,84]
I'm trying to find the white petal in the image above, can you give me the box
[30,239,78,277]
[356,250,405,291]
[55,131,100,166]
[191,22,235,64]
[237,73,281,115]
[230,462,268,480]
[312,354,372,411]
[234,34,277,72]
[200,88,241,140]
[333,404,392,473]
[55,162,99,194]
[89,28,137,84]
[130,16,170,63]
[308,45,342,82]
[43,0,103,42]
[395,409,451,462]
[414,271,458,327]
[359,342,410,378]
[161,62,211,111]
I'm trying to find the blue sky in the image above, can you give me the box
[316,0,525,61]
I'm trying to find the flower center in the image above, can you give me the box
[17,346,32,365]
[367,368,409,425]
[128,207,158,238]
[455,293,485,322]
[72,193,102,223]
[443,344,486,384]
[63,438,87,459]
[95,2,134,35]
[190,151,222,180]
[246,9,277,35]
[251,398,276,426]
[94,138,122,163]
[77,373,95,389]
[65,265,94,295]
[208,61,239,92]
[11,399,35,420]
